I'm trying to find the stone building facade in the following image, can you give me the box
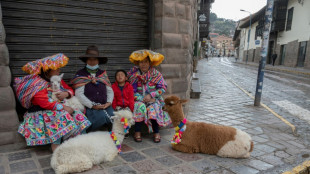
[153,0,198,100]
[0,3,23,147]
[0,0,199,146]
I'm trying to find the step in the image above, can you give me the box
[193,73,199,80]
[190,78,201,99]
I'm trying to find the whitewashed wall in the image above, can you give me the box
[277,0,310,45]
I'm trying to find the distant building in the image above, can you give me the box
[234,0,310,68]
[210,35,234,56]
[209,33,219,38]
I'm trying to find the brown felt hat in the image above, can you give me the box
[79,45,108,64]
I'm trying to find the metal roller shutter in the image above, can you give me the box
[2,0,149,81]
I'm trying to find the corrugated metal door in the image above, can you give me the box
[2,0,149,81]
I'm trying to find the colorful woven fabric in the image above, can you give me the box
[14,75,49,109]
[70,70,111,89]
[129,49,164,66]
[18,109,91,146]
[22,53,69,75]
[128,66,166,87]
[171,118,187,144]
[109,131,122,153]
[120,117,130,134]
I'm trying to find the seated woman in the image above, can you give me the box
[127,50,171,143]
[14,53,91,152]
[71,45,114,132]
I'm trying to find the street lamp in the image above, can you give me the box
[240,9,252,64]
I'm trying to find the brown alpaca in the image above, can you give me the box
[163,96,254,158]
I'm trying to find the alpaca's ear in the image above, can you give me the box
[60,73,64,79]
[110,116,117,120]
[179,99,188,105]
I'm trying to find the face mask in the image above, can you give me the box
[86,64,99,70]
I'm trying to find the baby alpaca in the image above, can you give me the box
[50,110,135,174]
[50,74,84,111]
[163,96,254,158]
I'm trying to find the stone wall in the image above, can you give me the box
[254,47,262,63]
[283,40,299,67]
[153,0,198,100]
[248,49,255,62]
[275,39,310,68]
[0,2,23,146]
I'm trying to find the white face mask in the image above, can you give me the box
[86,64,99,70]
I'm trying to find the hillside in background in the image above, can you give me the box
[209,12,236,37]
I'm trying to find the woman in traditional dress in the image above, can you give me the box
[14,53,91,152]
[71,45,114,132]
[127,50,171,143]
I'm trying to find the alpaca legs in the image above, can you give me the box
[172,144,197,153]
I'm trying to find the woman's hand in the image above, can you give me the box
[92,103,111,110]
[63,105,74,114]
[56,92,69,101]
[92,105,103,110]
[143,94,152,103]
[102,102,111,109]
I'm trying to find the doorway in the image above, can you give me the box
[279,44,286,65]
[297,41,307,67]
[267,41,275,64]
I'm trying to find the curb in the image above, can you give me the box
[283,160,310,174]
[237,61,310,76]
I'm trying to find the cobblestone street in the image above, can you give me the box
[1,58,310,174]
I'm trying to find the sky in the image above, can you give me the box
[211,0,267,21]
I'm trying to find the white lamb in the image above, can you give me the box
[50,74,84,112]
[50,110,135,174]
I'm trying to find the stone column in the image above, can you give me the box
[152,0,198,100]
[0,2,23,146]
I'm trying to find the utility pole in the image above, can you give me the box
[254,0,274,106]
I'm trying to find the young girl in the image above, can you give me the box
[112,70,134,112]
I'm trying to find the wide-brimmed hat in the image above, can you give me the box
[79,45,108,64]
[22,53,69,75]
[129,49,164,66]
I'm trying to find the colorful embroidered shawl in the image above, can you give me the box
[127,66,166,89]
[14,75,49,109]
[70,71,111,89]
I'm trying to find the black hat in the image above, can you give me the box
[79,45,108,64]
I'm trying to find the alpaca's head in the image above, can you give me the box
[163,95,188,123]
[50,73,64,91]
[111,110,135,132]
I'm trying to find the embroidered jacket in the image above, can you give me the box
[127,66,167,105]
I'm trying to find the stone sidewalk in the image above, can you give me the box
[1,59,310,174]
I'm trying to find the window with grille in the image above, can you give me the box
[286,7,294,31]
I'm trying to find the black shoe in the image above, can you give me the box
[124,133,129,139]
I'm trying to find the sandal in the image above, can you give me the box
[153,134,161,143]
[134,132,142,142]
